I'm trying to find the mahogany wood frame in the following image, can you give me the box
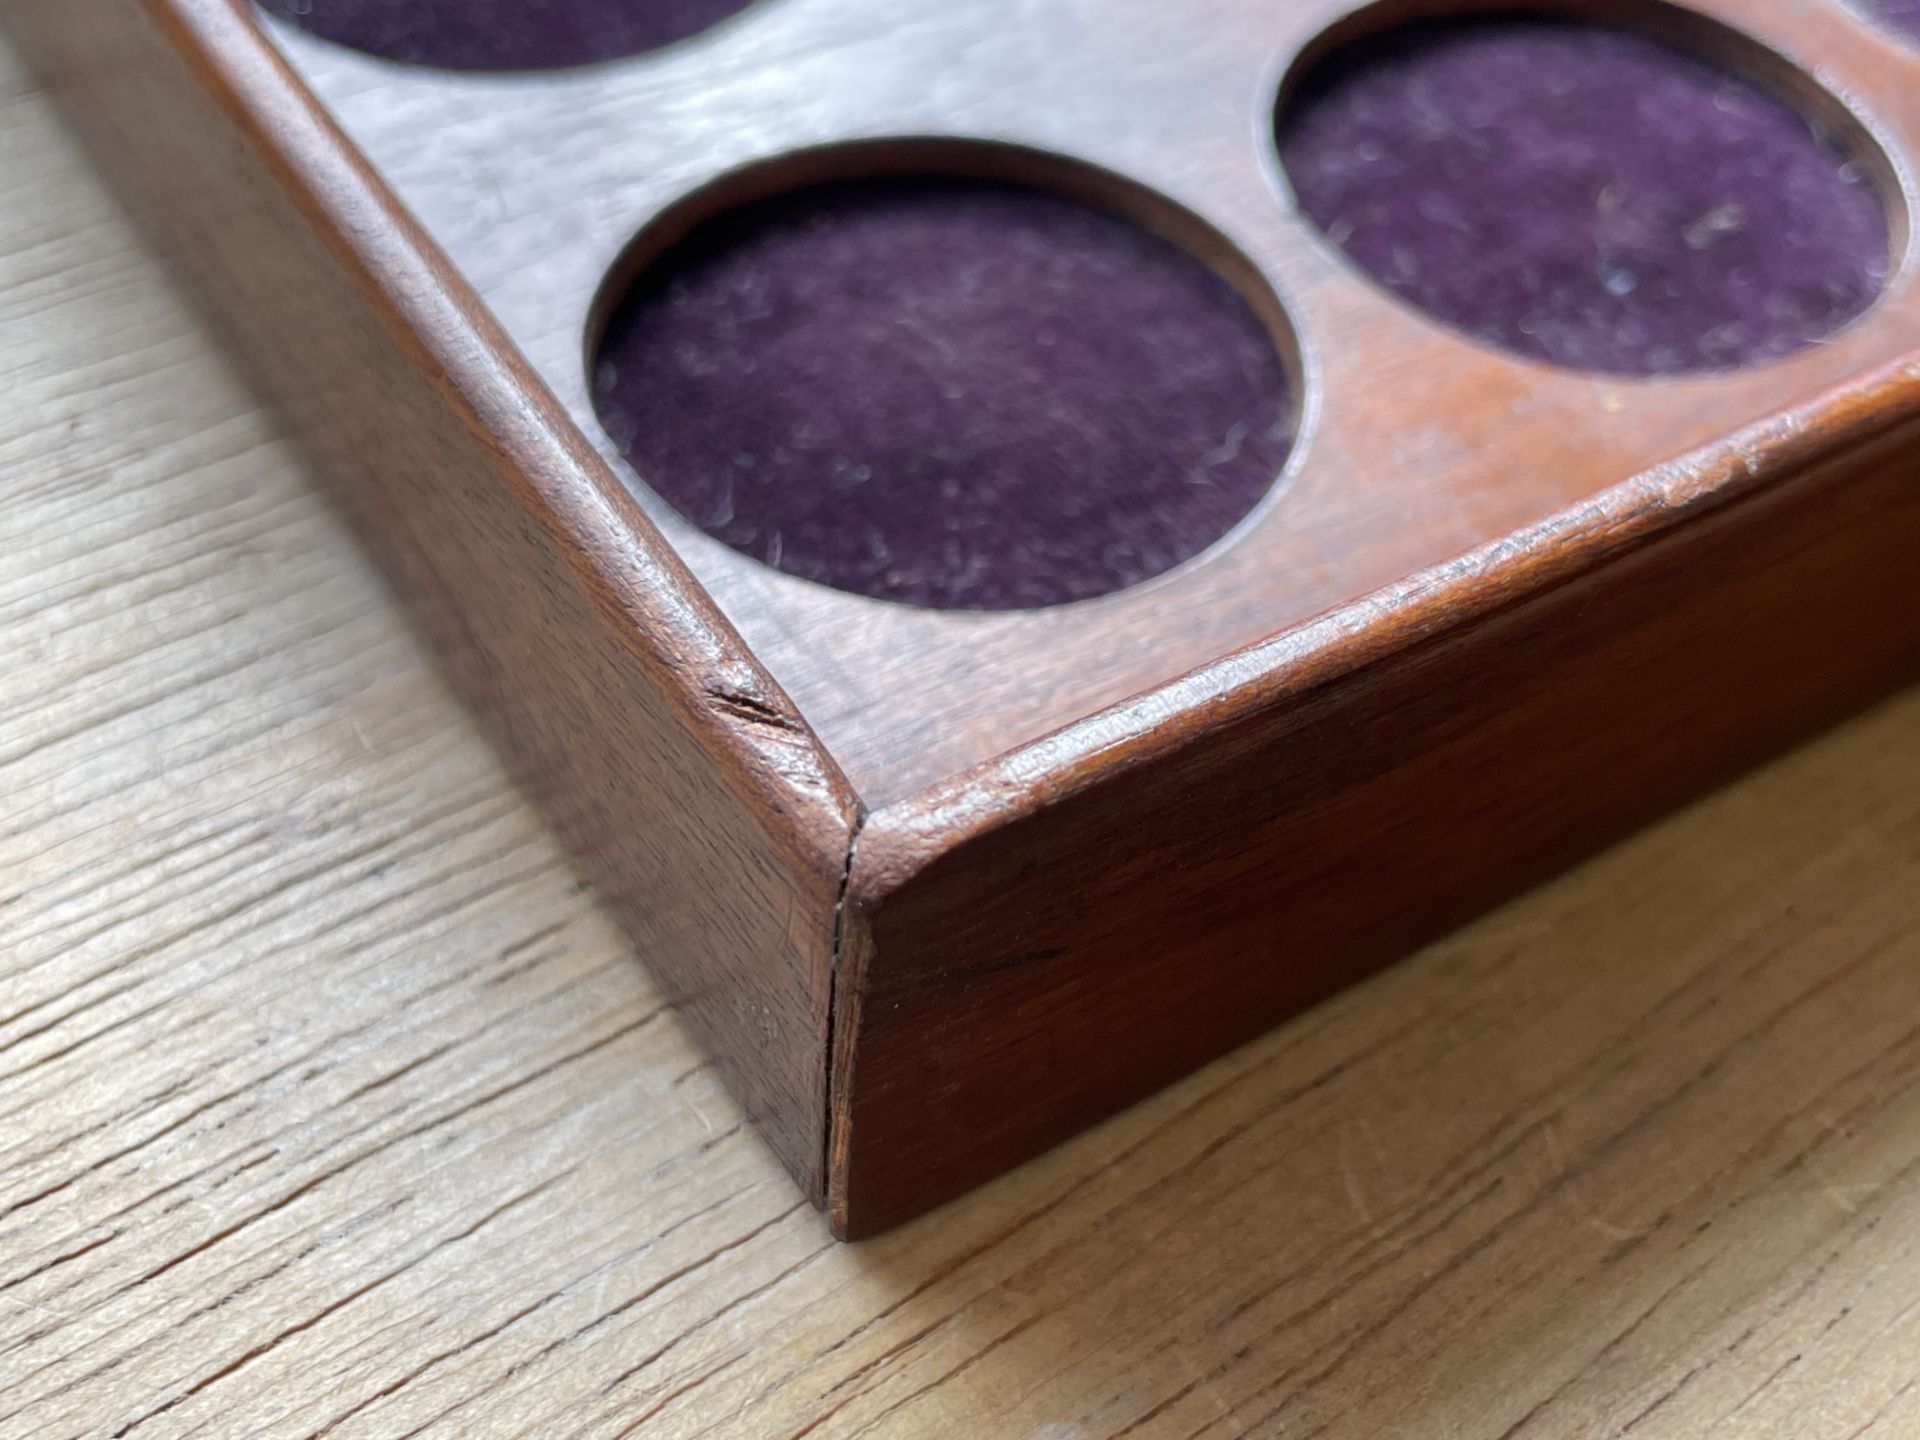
[11,0,1920,1237]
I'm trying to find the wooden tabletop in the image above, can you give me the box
[5,33,1920,1439]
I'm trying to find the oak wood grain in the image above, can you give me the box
[6,44,1920,1434]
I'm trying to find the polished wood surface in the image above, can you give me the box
[13,0,1920,1236]
[836,402,1920,1232]
[271,0,1920,803]
[7,51,1920,1430]
[9,0,858,1202]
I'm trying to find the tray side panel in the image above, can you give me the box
[834,414,1920,1236]
[7,0,860,1201]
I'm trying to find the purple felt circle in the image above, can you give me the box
[1861,0,1920,46]
[591,177,1296,611]
[255,0,757,71]
[1277,15,1891,375]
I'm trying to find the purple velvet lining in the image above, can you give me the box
[255,0,757,71]
[1278,17,1890,375]
[592,179,1293,611]
[1863,0,1920,45]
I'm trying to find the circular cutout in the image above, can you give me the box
[1860,0,1920,47]
[1276,11,1892,375]
[255,0,758,71]
[591,170,1297,611]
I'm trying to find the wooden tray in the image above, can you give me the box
[12,0,1919,1238]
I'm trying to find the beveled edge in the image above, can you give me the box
[830,348,1920,1232]
[160,0,862,835]
[70,0,869,1204]
[257,0,1920,804]
[854,352,1920,878]
[42,0,1919,1235]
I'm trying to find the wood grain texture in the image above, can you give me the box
[13,0,1920,1239]
[834,390,1920,1233]
[5,0,859,1202]
[7,47,1920,1435]
[267,0,1920,804]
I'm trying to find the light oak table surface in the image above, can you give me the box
[4,33,1920,1440]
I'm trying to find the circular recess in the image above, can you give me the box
[1860,0,1920,47]
[590,161,1298,611]
[254,0,758,71]
[1275,9,1893,375]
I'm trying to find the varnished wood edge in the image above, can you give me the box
[162,0,872,1212]
[853,353,1920,893]
[150,0,863,854]
[826,355,1920,1234]
[824,822,871,1238]
[8,0,866,1210]
[25,0,1917,1238]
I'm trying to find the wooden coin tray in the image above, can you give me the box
[12,0,1919,1236]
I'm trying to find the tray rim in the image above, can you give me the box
[39,0,1920,1235]
[169,0,1920,852]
